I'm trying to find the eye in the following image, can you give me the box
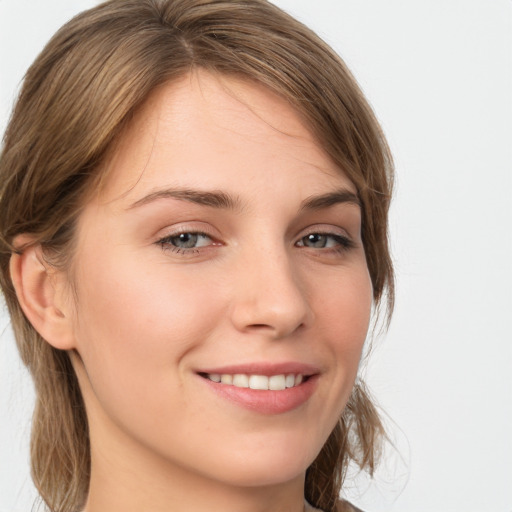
[296,233,354,251]
[158,232,213,251]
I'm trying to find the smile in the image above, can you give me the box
[203,373,305,390]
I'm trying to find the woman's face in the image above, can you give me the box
[67,71,373,489]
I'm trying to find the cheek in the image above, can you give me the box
[312,266,373,407]
[70,247,222,397]
[316,266,373,345]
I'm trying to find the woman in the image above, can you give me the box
[0,1,394,511]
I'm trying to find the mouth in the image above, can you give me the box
[199,372,308,390]
[196,364,319,414]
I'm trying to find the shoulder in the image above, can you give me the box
[336,500,365,512]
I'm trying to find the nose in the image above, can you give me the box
[229,245,313,339]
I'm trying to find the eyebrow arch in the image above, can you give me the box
[299,189,361,211]
[128,188,242,211]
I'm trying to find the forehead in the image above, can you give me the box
[96,71,355,206]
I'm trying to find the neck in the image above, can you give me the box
[83,420,308,512]
[85,466,306,512]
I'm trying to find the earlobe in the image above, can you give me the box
[9,236,76,350]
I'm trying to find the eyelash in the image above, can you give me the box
[157,231,216,254]
[296,232,356,252]
[156,229,355,255]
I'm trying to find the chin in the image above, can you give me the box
[195,435,322,488]
[212,460,309,489]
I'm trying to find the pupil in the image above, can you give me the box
[174,233,197,248]
[307,234,326,248]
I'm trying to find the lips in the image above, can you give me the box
[196,363,319,414]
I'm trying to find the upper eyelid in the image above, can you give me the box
[155,222,219,239]
[296,223,352,238]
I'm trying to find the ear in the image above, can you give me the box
[9,235,76,350]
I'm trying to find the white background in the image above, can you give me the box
[1,1,511,511]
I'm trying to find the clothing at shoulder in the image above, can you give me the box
[306,499,364,512]
[337,500,365,512]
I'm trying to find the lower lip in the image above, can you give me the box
[199,375,319,415]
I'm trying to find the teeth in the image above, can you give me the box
[233,374,249,388]
[249,375,268,390]
[269,375,286,390]
[206,373,305,390]
[220,374,233,385]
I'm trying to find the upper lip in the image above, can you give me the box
[196,362,320,377]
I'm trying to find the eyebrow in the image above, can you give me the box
[299,189,361,211]
[128,188,242,211]
[127,186,360,212]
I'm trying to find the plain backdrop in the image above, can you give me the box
[1,1,511,511]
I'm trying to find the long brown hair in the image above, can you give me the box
[0,1,394,511]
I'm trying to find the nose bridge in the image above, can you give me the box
[230,238,313,338]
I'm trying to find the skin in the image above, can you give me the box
[17,71,373,512]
